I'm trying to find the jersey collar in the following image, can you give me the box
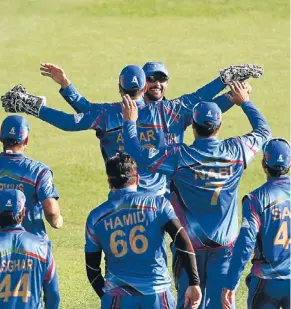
[108,187,137,200]
[267,175,290,182]
[0,152,25,158]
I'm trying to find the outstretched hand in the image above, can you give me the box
[226,81,250,106]
[121,94,138,122]
[40,63,71,89]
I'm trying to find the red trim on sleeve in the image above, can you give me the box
[150,148,175,173]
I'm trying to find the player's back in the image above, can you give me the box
[0,227,52,309]
[86,188,172,295]
[250,176,290,279]
[0,153,49,237]
[170,137,246,248]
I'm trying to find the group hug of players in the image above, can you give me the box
[0,62,289,309]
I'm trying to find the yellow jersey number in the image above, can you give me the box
[110,225,148,258]
[274,221,291,249]
[0,273,31,303]
[205,182,225,206]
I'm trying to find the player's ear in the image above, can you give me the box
[118,84,124,96]
[142,84,148,93]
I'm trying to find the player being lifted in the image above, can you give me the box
[222,138,290,309]
[121,81,271,309]
[1,63,262,195]
[85,153,202,309]
[0,189,60,309]
[0,115,63,239]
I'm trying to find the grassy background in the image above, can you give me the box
[0,0,289,308]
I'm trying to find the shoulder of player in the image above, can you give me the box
[129,191,167,211]
[86,200,112,225]
[243,184,269,212]
[19,231,51,260]
[12,156,52,180]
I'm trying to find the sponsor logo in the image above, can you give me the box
[9,127,16,135]
[206,110,212,117]
[74,113,84,124]
[6,199,12,207]
[277,154,284,162]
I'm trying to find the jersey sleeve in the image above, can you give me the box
[43,241,60,309]
[38,106,105,133]
[36,168,59,202]
[59,83,99,113]
[224,195,262,290]
[85,212,102,253]
[225,101,272,168]
[123,120,179,177]
[160,198,178,226]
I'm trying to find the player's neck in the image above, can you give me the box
[111,184,138,193]
[3,146,25,154]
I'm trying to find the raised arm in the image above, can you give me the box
[227,82,272,167]
[40,63,93,113]
[38,106,104,131]
[122,95,178,176]
[221,195,260,309]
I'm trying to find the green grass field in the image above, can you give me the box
[0,0,289,308]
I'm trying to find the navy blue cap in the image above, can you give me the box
[0,189,26,216]
[193,101,222,129]
[263,138,291,170]
[119,65,146,91]
[143,62,169,78]
[0,115,30,143]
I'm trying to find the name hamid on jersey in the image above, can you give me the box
[104,211,146,231]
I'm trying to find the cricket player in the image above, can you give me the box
[85,152,202,309]
[222,138,290,309]
[0,115,63,238]
[121,81,272,309]
[1,64,262,195]
[0,189,60,309]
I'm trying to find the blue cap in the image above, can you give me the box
[263,138,291,170]
[0,189,26,216]
[193,101,222,129]
[143,62,169,78]
[0,115,30,143]
[119,65,146,91]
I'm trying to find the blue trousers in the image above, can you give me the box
[246,275,290,309]
[101,289,176,309]
[172,244,235,309]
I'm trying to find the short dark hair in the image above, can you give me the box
[262,160,290,177]
[0,211,22,229]
[1,138,20,148]
[106,153,138,189]
[192,121,220,138]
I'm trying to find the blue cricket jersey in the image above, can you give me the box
[85,187,178,295]
[38,78,232,194]
[123,101,272,249]
[0,226,59,309]
[0,153,59,238]
[225,176,290,290]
